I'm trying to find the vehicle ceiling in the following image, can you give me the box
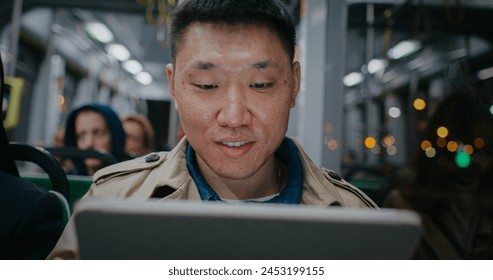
[346,0,493,94]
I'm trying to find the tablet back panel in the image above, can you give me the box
[75,199,421,259]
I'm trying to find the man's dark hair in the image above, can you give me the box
[169,0,296,64]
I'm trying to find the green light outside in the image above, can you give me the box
[455,151,471,168]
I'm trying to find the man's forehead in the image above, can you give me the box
[179,21,283,49]
[173,22,290,71]
[186,21,271,33]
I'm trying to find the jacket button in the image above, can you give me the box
[328,170,342,181]
[145,153,160,163]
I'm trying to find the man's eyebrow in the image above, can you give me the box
[191,61,216,70]
[249,60,277,69]
[190,60,277,70]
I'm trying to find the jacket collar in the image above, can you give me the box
[291,139,344,206]
[146,136,344,206]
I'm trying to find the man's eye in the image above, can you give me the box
[194,84,217,90]
[94,130,107,138]
[250,82,272,89]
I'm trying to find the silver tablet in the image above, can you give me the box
[74,198,421,260]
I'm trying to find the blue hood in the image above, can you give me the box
[64,103,126,175]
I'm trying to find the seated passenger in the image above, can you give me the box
[0,65,64,258]
[64,103,126,176]
[384,88,493,259]
[0,170,65,259]
[121,113,155,158]
[48,0,377,259]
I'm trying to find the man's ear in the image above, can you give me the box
[290,61,301,108]
[166,63,178,109]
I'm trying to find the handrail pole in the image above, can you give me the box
[8,0,23,77]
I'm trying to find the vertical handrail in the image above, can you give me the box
[8,0,23,77]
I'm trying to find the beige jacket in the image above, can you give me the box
[48,137,377,259]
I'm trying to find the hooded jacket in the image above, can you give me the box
[64,103,126,175]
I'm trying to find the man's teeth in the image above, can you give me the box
[222,141,248,147]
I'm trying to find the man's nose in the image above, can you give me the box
[80,135,95,150]
[216,86,252,128]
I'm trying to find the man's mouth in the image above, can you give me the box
[221,141,250,147]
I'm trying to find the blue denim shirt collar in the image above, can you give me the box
[186,137,303,204]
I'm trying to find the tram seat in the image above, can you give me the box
[23,174,93,213]
[45,147,118,175]
[8,143,72,223]
[20,147,117,212]
[2,142,72,224]
[11,143,70,200]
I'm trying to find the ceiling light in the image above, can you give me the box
[388,107,401,118]
[122,60,143,75]
[135,72,153,85]
[84,22,113,43]
[477,66,493,80]
[387,39,421,60]
[367,58,388,74]
[343,72,365,87]
[106,44,130,61]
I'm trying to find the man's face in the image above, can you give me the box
[75,110,112,171]
[167,23,300,181]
